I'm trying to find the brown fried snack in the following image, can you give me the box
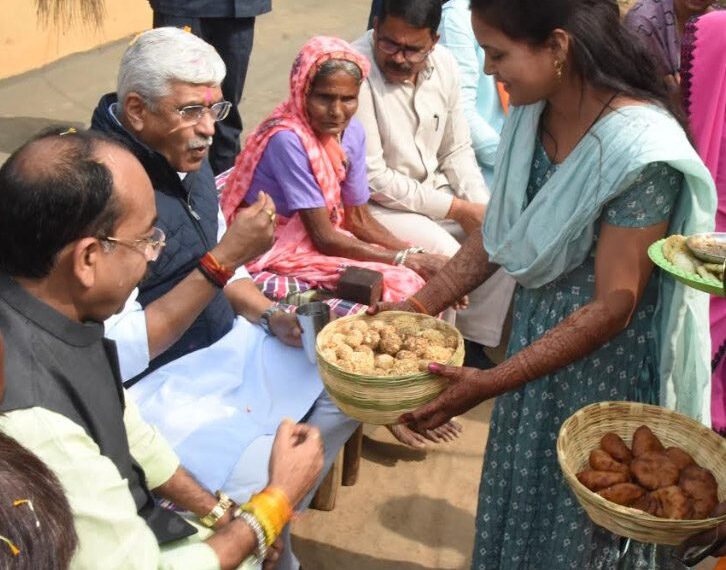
[651,486,693,519]
[576,470,629,492]
[600,432,632,465]
[631,425,665,457]
[632,492,660,516]
[631,451,680,490]
[589,449,630,475]
[664,447,696,472]
[679,465,719,519]
[598,483,644,507]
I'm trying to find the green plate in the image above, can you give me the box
[648,238,725,296]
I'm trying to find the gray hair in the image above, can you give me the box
[313,59,363,85]
[117,27,226,108]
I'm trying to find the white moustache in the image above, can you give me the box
[187,137,213,150]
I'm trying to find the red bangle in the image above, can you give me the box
[407,295,429,315]
[198,252,234,288]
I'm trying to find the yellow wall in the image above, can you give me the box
[0,1,152,80]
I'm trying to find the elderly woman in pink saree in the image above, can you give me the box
[682,10,726,434]
[221,36,448,304]
[222,36,459,448]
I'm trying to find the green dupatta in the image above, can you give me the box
[484,102,717,423]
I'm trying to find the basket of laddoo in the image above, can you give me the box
[557,401,726,545]
[315,311,464,424]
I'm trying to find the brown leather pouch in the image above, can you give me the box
[336,266,384,306]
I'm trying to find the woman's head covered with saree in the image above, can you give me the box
[221,36,370,224]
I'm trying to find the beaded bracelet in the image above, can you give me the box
[235,509,268,563]
[198,251,234,288]
[240,487,292,547]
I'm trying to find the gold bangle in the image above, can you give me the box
[199,491,234,528]
[241,502,278,546]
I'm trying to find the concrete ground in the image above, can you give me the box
[0,0,371,163]
[0,2,717,569]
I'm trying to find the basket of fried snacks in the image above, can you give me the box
[316,311,464,424]
[557,401,726,545]
[649,235,725,296]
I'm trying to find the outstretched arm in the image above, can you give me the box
[299,206,449,281]
[402,220,668,431]
[409,230,496,313]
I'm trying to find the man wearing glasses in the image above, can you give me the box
[91,27,358,570]
[0,129,324,568]
[352,0,515,368]
[149,0,270,176]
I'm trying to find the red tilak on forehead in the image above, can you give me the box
[204,87,212,105]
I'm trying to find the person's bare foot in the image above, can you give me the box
[386,420,463,449]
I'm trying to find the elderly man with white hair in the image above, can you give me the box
[91,27,358,570]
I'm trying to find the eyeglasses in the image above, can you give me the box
[100,226,166,262]
[375,37,432,63]
[176,101,232,124]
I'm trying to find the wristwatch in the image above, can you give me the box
[259,305,282,336]
[199,491,234,528]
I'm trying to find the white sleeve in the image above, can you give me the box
[216,206,251,284]
[104,288,151,382]
[435,50,490,205]
[357,79,455,219]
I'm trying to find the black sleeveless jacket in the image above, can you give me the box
[0,274,195,544]
[91,93,236,384]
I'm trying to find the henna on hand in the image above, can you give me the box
[413,231,497,314]
[492,292,633,391]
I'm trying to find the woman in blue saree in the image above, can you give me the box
[372,0,717,567]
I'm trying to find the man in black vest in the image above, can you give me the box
[91,27,359,570]
[149,0,271,175]
[0,129,323,568]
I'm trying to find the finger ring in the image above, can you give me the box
[264,208,276,224]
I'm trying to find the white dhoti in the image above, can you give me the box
[107,298,358,570]
[126,316,351,492]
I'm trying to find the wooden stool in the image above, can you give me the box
[311,425,363,511]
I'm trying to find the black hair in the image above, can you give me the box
[469,0,682,122]
[0,128,122,279]
[378,0,443,34]
[0,431,78,569]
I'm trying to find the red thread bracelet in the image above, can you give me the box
[198,252,234,288]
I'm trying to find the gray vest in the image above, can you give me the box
[0,273,195,544]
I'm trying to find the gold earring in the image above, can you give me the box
[553,59,564,81]
[0,535,20,557]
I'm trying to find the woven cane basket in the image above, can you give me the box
[316,311,464,424]
[557,401,726,545]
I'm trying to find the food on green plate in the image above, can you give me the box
[662,235,723,282]
[687,234,726,260]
